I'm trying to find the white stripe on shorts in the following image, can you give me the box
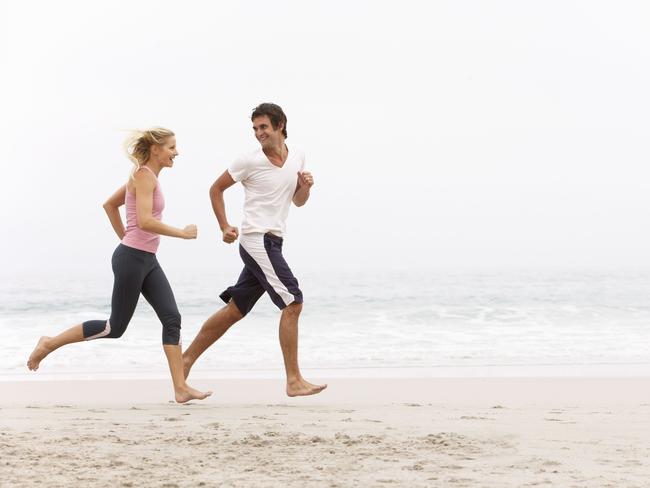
[239,233,294,306]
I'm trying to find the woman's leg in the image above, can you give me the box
[141,262,212,403]
[27,245,144,371]
[162,344,212,403]
[27,324,84,371]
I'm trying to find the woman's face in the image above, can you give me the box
[153,136,178,167]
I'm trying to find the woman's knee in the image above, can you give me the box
[162,311,182,344]
[107,322,128,339]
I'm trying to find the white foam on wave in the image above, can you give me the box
[4,269,650,377]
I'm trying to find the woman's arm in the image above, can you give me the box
[134,171,196,239]
[103,185,127,240]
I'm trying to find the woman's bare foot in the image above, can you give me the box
[286,378,327,397]
[175,385,212,404]
[27,336,53,371]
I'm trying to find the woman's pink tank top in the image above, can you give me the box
[121,166,165,253]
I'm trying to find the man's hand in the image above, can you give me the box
[222,225,239,244]
[297,171,314,188]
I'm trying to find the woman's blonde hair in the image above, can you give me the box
[124,128,175,178]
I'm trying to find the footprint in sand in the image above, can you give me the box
[542,460,562,467]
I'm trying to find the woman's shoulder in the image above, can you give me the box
[128,167,157,194]
[133,166,157,183]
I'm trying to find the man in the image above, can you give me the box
[183,103,327,397]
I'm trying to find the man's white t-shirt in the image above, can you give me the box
[228,146,306,237]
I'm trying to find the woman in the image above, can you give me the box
[27,128,211,403]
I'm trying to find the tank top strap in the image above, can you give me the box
[136,165,157,178]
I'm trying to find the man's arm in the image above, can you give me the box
[293,171,314,207]
[209,170,239,243]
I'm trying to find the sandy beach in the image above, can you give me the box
[1,377,649,487]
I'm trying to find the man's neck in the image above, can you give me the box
[262,141,288,165]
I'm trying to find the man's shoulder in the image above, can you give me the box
[288,146,306,165]
[288,145,305,157]
[234,147,265,165]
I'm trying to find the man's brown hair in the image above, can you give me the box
[251,103,288,139]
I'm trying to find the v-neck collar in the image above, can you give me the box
[262,145,289,169]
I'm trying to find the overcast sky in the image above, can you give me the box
[2,0,650,279]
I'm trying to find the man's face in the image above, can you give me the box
[252,115,283,148]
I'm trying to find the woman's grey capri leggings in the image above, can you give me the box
[82,244,181,345]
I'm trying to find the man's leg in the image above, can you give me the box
[183,263,264,378]
[279,302,327,397]
[238,233,327,397]
[182,300,243,378]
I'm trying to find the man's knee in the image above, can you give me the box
[283,301,303,316]
[225,300,244,323]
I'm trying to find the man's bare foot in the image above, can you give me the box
[27,336,53,371]
[286,378,327,397]
[175,385,212,404]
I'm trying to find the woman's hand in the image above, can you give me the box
[182,224,198,239]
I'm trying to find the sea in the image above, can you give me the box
[2,268,650,380]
